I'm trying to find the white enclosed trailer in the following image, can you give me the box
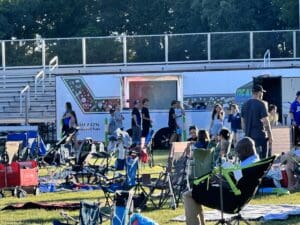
[56,68,300,147]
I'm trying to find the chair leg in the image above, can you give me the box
[229,214,251,225]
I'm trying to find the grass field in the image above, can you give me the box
[1,150,300,225]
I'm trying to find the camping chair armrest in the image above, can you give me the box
[218,157,275,196]
[193,167,242,196]
[221,168,241,196]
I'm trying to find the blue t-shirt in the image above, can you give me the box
[228,113,242,132]
[290,100,300,125]
[240,154,260,167]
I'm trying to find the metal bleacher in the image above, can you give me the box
[1,29,300,131]
[0,72,56,124]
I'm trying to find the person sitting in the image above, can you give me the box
[187,126,198,142]
[193,129,210,149]
[183,137,260,225]
[281,147,300,191]
[213,128,231,164]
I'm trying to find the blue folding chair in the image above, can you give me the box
[111,189,134,225]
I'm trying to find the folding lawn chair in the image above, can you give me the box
[191,147,215,179]
[141,129,155,167]
[43,128,79,166]
[111,188,134,225]
[55,201,102,225]
[6,132,28,160]
[3,141,22,164]
[100,155,139,207]
[142,141,190,209]
[192,156,276,224]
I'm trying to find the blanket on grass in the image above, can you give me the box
[172,204,300,222]
[2,201,80,211]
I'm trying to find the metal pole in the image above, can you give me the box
[293,31,297,58]
[42,40,46,70]
[207,33,211,61]
[165,34,168,63]
[25,93,29,125]
[2,41,5,70]
[250,32,254,60]
[123,35,127,65]
[82,38,86,67]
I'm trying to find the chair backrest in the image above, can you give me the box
[112,189,134,225]
[126,157,138,187]
[7,132,28,148]
[234,156,276,210]
[79,201,101,225]
[168,142,190,172]
[77,139,93,166]
[192,148,214,178]
[5,141,22,164]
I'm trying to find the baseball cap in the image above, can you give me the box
[252,84,266,93]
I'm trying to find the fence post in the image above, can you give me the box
[82,38,86,67]
[1,41,5,71]
[123,35,127,65]
[42,39,46,70]
[250,32,254,60]
[207,33,211,61]
[293,31,297,58]
[165,34,169,63]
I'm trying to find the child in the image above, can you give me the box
[213,128,231,165]
[268,104,279,127]
[108,108,117,136]
[194,129,210,149]
[209,104,224,140]
[187,126,198,142]
[228,104,242,144]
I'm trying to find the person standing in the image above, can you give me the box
[168,100,178,144]
[175,101,185,141]
[209,104,224,140]
[141,98,152,137]
[131,100,142,146]
[114,103,124,130]
[61,102,79,153]
[228,104,242,144]
[241,84,273,158]
[290,91,300,146]
[108,108,117,136]
[268,104,279,127]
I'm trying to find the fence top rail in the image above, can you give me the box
[1,29,300,42]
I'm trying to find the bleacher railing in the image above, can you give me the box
[20,84,30,125]
[1,29,300,70]
[34,70,45,98]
